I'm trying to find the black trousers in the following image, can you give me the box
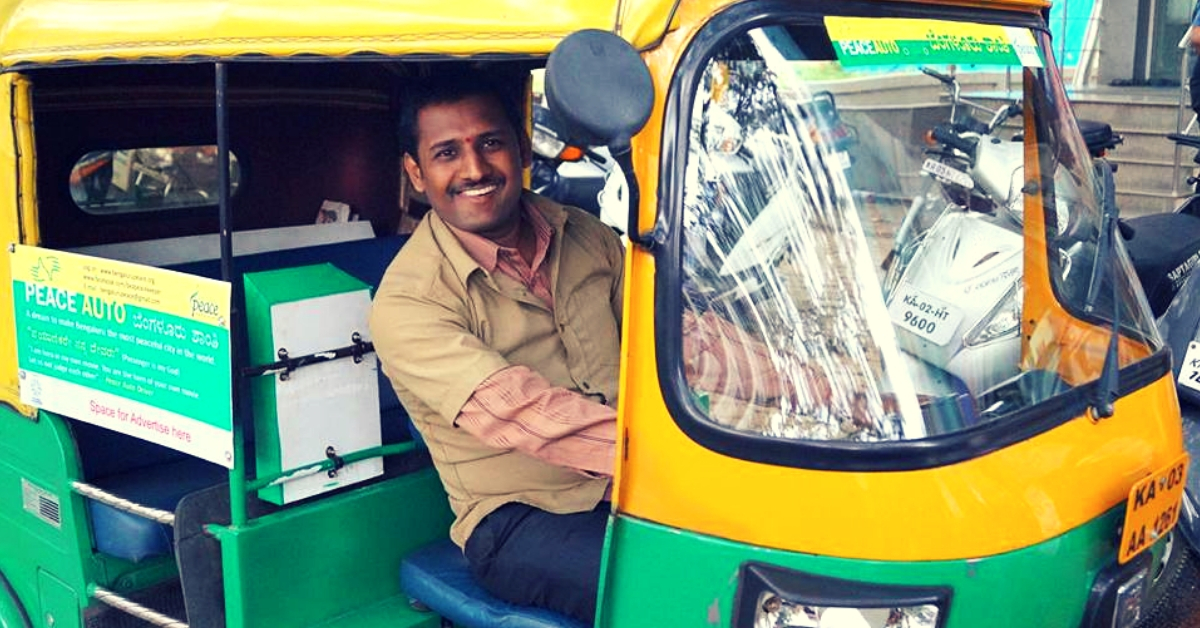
[464,501,610,624]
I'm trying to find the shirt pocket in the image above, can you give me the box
[562,267,622,371]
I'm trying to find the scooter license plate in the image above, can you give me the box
[1118,453,1189,564]
[1177,341,1200,393]
[921,158,974,190]
[886,283,964,347]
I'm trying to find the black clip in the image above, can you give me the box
[325,446,345,478]
[277,348,293,381]
[350,332,367,364]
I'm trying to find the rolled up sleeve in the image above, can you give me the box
[370,270,510,424]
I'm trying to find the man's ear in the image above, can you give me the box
[403,153,427,194]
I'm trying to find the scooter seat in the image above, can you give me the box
[400,539,588,628]
[1124,212,1200,317]
[88,457,226,563]
[1077,119,1120,155]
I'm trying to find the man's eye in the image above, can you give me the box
[434,148,456,160]
[482,138,503,149]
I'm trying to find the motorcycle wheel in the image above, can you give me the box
[1135,532,1200,627]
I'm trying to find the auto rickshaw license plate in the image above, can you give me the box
[1119,453,1189,563]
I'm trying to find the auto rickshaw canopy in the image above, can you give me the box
[0,0,1048,67]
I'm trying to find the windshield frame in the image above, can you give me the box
[652,0,1173,472]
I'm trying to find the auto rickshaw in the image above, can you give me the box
[0,0,1194,627]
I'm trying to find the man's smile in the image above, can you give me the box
[458,182,501,198]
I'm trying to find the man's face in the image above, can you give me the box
[404,93,530,241]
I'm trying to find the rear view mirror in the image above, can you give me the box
[544,29,654,151]
[546,29,656,248]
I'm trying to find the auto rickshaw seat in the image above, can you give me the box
[88,457,227,562]
[397,415,573,627]
[400,538,589,628]
[72,419,226,562]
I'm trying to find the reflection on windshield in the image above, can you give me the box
[69,146,240,214]
[676,21,1159,445]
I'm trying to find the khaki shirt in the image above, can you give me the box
[369,192,624,546]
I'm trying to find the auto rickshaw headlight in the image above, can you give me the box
[734,562,949,628]
[1078,551,1152,628]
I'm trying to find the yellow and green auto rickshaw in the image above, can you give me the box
[0,0,1195,627]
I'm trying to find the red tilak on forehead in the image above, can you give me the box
[462,135,474,144]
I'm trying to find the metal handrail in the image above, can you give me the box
[91,586,188,628]
[71,481,175,525]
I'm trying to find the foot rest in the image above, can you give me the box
[399,539,589,628]
[89,457,226,563]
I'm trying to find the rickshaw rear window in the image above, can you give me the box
[69,146,241,215]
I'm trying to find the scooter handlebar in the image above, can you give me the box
[1168,133,1200,150]
[932,124,979,156]
[920,66,955,85]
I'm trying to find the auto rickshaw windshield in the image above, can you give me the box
[672,17,1160,444]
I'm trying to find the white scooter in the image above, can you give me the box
[881,68,1032,425]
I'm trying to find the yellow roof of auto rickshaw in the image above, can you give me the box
[0,0,1046,68]
[0,0,680,67]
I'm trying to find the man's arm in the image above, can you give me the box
[457,365,616,476]
[371,279,510,425]
[371,270,616,476]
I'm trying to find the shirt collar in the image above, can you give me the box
[445,200,553,274]
[428,191,568,284]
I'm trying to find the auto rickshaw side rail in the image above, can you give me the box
[245,442,418,492]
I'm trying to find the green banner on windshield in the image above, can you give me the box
[825,17,1044,68]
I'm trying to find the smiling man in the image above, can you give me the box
[369,70,624,623]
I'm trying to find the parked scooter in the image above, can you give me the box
[882,67,1033,412]
[1121,134,1200,556]
[1100,132,1200,627]
[884,67,1200,626]
[530,102,611,215]
[1123,135,1200,319]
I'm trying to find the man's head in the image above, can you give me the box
[400,70,531,243]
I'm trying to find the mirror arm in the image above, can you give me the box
[611,143,660,251]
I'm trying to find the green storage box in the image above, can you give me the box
[244,263,382,505]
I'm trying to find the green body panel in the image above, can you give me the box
[307,595,442,628]
[37,571,80,628]
[0,406,186,624]
[0,406,94,624]
[243,263,371,504]
[598,511,1127,628]
[213,467,453,628]
[0,574,29,628]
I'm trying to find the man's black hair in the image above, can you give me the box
[398,68,525,160]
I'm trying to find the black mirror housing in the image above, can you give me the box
[545,29,654,150]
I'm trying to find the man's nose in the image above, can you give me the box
[461,145,490,180]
